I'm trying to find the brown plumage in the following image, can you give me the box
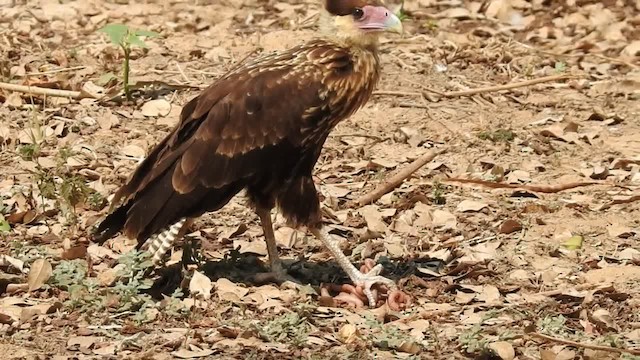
[94,0,402,307]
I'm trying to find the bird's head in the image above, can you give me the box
[321,0,403,46]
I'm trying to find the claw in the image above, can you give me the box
[352,265,397,307]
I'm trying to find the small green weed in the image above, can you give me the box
[258,312,310,346]
[554,61,567,73]
[477,128,516,143]
[98,24,159,100]
[18,143,40,161]
[432,180,446,205]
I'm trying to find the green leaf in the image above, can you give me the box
[0,214,10,232]
[134,29,159,38]
[98,24,129,46]
[96,72,117,86]
[127,33,148,48]
[563,235,583,250]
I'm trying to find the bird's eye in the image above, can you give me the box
[352,8,364,19]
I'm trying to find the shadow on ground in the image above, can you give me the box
[146,249,446,299]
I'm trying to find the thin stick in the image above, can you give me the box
[397,102,431,109]
[598,194,640,210]
[174,61,190,83]
[443,177,605,194]
[373,90,422,97]
[332,133,385,142]
[23,65,87,76]
[354,149,445,206]
[529,332,640,356]
[442,74,573,98]
[0,82,83,99]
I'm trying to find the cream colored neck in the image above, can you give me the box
[317,10,381,50]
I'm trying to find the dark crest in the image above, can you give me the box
[325,0,377,16]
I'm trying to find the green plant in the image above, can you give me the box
[554,61,567,73]
[18,143,40,161]
[458,324,488,354]
[0,214,10,232]
[97,24,159,100]
[432,180,446,205]
[393,0,408,21]
[24,145,103,219]
[258,312,310,346]
[477,128,515,143]
[537,315,570,337]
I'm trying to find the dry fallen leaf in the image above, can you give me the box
[172,348,215,359]
[337,323,359,344]
[488,341,515,360]
[189,270,212,300]
[27,258,52,292]
[499,219,523,234]
[431,209,457,229]
[141,98,171,117]
[121,144,146,159]
[215,278,249,301]
[456,200,488,212]
[0,255,24,273]
[67,336,99,350]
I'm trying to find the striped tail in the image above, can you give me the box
[146,218,187,265]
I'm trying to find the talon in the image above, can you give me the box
[352,270,397,307]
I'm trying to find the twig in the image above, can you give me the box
[528,332,640,356]
[534,283,608,297]
[0,82,83,99]
[332,133,385,142]
[174,61,190,83]
[442,178,606,194]
[22,65,88,76]
[373,90,422,97]
[354,148,445,206]
[598,194,640,210]
[396,102,431,109]
[442,74,573,98]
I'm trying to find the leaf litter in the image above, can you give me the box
[1,0,640,358]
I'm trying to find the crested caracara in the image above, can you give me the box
[93,0,403,306]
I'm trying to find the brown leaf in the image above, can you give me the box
[215,278,248,301]
[61,245,88,260]
[456,200,488,212]
[499,219,523,234]
[27,259,52,292]
[488,341,515,360]
[337,323,359,344]
[141,99,171,117]
[189,270,212,300]
[173,348,215,359]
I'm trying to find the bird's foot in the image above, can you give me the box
[351,263,397,307]
[253,262,298,285]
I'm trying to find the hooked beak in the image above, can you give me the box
[383,12,403,34]
[357,6,404,34]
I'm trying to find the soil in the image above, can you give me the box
[1,0,639,359]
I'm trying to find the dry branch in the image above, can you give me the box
[528,332,640,356]
[355,149,445,206]
[598,194,640,210]
[441,74,573,98]
[0,82,83,99]
[443,178,605,194]
[373,90,422,97]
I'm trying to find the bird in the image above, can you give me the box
[93,0,403,307]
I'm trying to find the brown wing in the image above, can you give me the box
[93,43,353,244]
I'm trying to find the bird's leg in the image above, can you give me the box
[310,227,397,307]
[255,207,295,283]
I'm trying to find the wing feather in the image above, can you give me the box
[96,43,354,243]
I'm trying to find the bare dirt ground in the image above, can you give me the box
[1,0,640,359]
